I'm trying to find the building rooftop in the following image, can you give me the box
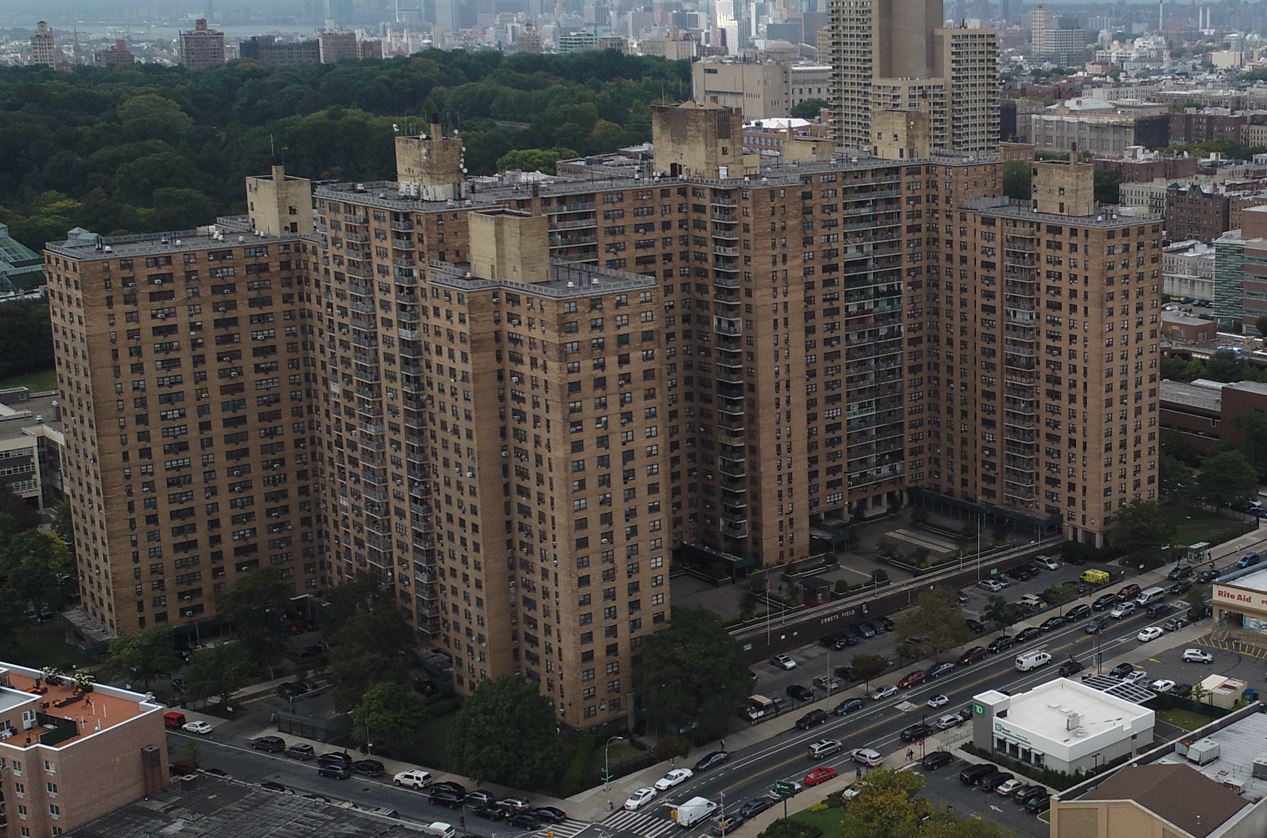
[43,217,301,261]
[0,662,159,749]
[1160,379,1222,413]
[1162,310,1215,328]
[71,772,426,837]
[429,260,656,298]
[996,678,1154,744]
[0,388,61,441]
[1078,763,1248,837]
[962,196,1160,227]
[1152,710,1267,799]
[1220,566,1267,591]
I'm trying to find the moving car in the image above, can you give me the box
[808,739,842,760]
[922,751,954,770]
[1236,552,1263,569]
[182,720,213,735]
[1116,583,1142,602]
[927,662,957,679]
[1183,648,1214,664]
[1137,626,1164,642]
[1065,604,1091,621]
[1058,657,1085,677]
[851,748,883,767]
[251,736,285,753]
[393,770,432,789]
[987,636,1014,653]
[804,766,837,786]
[738,798,776,819]
[927,694,949,708]
[1013,626,1042,643]
[531,807,568,825]
[507,813,540,830]
[1085,617,1108,634]
[1167,564,1195,581]
[1109,601,1136,619]
[624,788,657,811]
[834,697,864,716]
[654,768,694,790]
[870,684,898,701]
[770,653,797,670]
[935,714,962,730]
[694,751,729,772]
[1168,580,1192,596]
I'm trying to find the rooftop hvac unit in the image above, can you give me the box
[1253,758,1267,781]
[1186,738,1221,766]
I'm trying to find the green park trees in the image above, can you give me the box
[105,627,184,691]
[450,675,562,788]
[1109,500,1175,569]
[893,587,970,659]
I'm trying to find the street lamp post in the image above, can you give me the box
[603,735,624,812]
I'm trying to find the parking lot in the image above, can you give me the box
[912,756,1047,838]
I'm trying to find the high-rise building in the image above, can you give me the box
[240,36,321,66]
[691,59,791,120]
[49,104,1156,730]
[97,39,137,67]
[0,660,169,838]
[828,0,999,153]
[178,18,226,70]
[31,20,60,67]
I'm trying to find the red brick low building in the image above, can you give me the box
[1160,378,1267,454]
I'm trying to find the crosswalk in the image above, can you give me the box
[529,818,592,838]
[596,806,679,838]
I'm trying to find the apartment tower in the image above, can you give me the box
[827,0,999,153]
[30,20,59,68]
[179,18,226,70]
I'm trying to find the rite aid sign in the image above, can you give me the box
[1213,585,1267,609]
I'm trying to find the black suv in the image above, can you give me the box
[1092,593,1119,611]
[987,635,1014,653]
[1058,657,1085,677]
[1039,616,1065,632]
[959,764,996,785]
[1168,564,1194,581]
[922,751,954,770]
[1065,604,1091,621]
[251,736,285,753]
[316,759,351,780]
[854,621,877,638]
[1014,626,1042,643]
[427,788,465,809]
[694,751,729,772]
[979,771,1014,792]
[795,709,829,730]
[786,684,815,703]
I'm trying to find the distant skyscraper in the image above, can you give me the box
[828,0,999,152]
[31,20,59,67]
[178,18,226,69]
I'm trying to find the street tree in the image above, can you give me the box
[350,681,427,754]
[635,607,749,739]
[1045,582,1079,607]
[851,653,889,691]
[1197,450,1258,507]
[105,626,183,690]
[791,98,828,119]
[328,599,415,711]
[893,587,970,658]
[839,768,926,838]
[1204,349,1243,382]
[984,595,1022,630]
[1186,587,1208,620]
[1,529,73,613]
[1160,452,1195,500]
[181,643,255,708]
[449,675,562,788]
[1232,410,1267,480]
[1109,500,1175,568]
[215,568,293,671]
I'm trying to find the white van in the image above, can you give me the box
[1135,586,1166,607]
[422,824,456,838]
[673,797,718,827]
[1015,650,1052,672]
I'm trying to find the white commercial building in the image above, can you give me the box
[972,678,1155,774]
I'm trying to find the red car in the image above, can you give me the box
[958,646,988,666]
[1116,583,1141,602]
[804,766,837,786]
[897,669,927,689]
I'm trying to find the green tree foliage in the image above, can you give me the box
[1204,349,1244,382]
[0,529,73,613]
[894,587,970,658]
[1197,450,1258,507]
[985,594,1022,629]
[0,52,689,242]
[1231,410,1267,481]
[215,568,293,671]
[496,147,580,174]
[181,643,255,706]
[350,681,427,752]
[1002,160,1031,200]
[450,675,561,787]
[851,653,889,690]
[105,627,183,690]
[1160,452,1195,499]
[1186,587,1208,619]
[1109,500,1175,567]
[1093,168,1122,204]
[791,98,828,119]
[328,594,416,711]
[0,301,54,383]
[835,769,1014,838]
[635,607,749,738]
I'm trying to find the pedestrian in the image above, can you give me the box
[720,738,726,751]
[906,748,914,762]
[855,767,862,780]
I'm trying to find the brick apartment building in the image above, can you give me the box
[0,662,167,838]
[1168,110,1248,146]
[1165,182,1231,244]
[46,103,1160,730]
[177,19,225,70]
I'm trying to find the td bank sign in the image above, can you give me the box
[993,720,1033,748]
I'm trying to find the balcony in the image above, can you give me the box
[721,519,749,539]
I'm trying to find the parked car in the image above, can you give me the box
[977,578,1005,592]
[182,721,213,735]
[1065,604,1091,621]
[957,591,970,603]
[987,635,1014,653]
[928,661,957,680]
[1092,593,1120,611]
[464,791,496,808]
[804,766,837,787]
[898,670,927,689]
[964,618,986,635]
[654,768,694,790]
[498,798,530,814]
[694,751,729,772]
[1122,669,1149,685]
[1168,580,1193,596]
[624,788,657,812]
[352,759,385,777]
[834,697,864,716]
[1137,626,1164,642]
[316,761,352,780]
[711,815,745,836]
[900,723,933,743]
[1080,569,1111,585]
[996,779,1024,796]
[1085,617,1108,634]
[1150,679,1177,694]
[795,709,829,730]
[959,764,996,785]
[507,813,540,830]
[1182,648,1214,664]
[1116,583,1142,602]
[875,616,895,632]
[851,748,883,767]
[935,714,962,730]
[922,750,954,770]
[959,646,988,665]
[1163,614,1192,632]
[770,653,797,670]
[739,798,775,819]
[979,771,1015,792]
[1109,663,1136,679]
[393,770,432,789]
[854,621,877,638]
[431,781,466,797]
[1039,616,1065,632]
[285,744,315,761]
[870,684,898,701]
[812,675,841,693]
[1034,555,1061,571]
[251,736,285,753]
[1024,793,1051,813]
[470,805,507,822]
[1014,626,1042,643]
[1167,564,1195,581]
[786,684,815,703]
[427,788,464,808]
[531,807,568,825]
[1013,786,1046,806]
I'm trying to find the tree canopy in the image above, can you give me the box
[449,675,561,788]
[835,769,1015,838]
[1197,450,1258,507]
[634,607,750,739]
[0,51,689,245]
[893,587,970,659]
[791,98,828,119]
[105,626,183,690]
[1109,500,1175,568]
[214,568,293,671]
